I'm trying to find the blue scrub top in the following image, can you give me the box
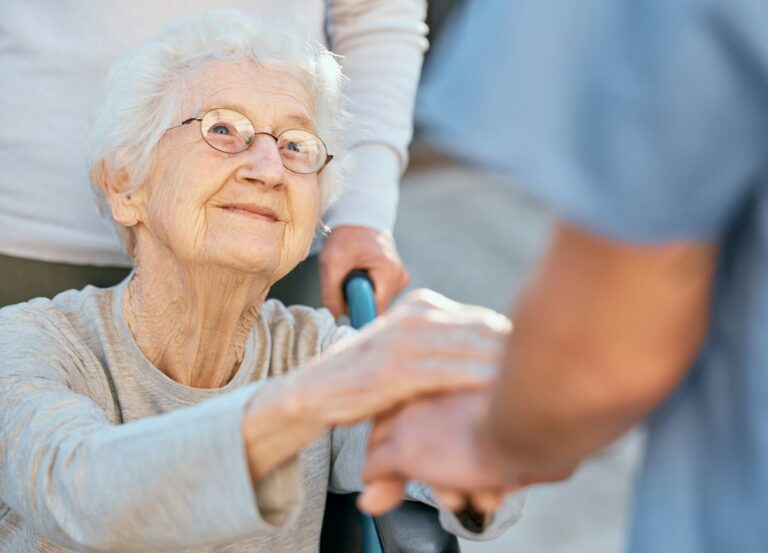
[418,0,768,551]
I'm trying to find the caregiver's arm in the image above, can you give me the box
[358,223,718,513]
[489,221,718,471]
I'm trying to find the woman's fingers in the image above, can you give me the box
[392,313,510,355]
[328,368,493,426]
[394,356,497,391]
[357,476,408,516]
[307,288,513,426]
[396,289,511,336]
[305,368,492,427]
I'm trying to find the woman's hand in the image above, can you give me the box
[289,289,510,427]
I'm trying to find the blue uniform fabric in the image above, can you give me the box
[418,0,768,551]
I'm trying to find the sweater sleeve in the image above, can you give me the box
[324,0,428,233]
[0,306,296,552]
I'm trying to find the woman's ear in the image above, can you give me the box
[94,160,142,228]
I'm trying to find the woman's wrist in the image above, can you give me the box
[241,376,329,484]
[279,359,356,428]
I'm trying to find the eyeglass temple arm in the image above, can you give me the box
[167,117,202,131]
[318,154,334,174]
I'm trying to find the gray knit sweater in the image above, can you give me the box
[0,283,524,552]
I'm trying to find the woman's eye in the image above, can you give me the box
[286,141,303,153]
[211,124,231,135]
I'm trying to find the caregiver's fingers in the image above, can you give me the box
[433,487,506,514]
[517,462,580,486]
[362,437,400,484]
[469,489,505,513]
[368,413,396,447]
[431,486,468,511]
[357,476,408,516]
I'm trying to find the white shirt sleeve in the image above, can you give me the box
[324,0,428,233]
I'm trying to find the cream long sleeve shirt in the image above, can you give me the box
[0,0,427,266]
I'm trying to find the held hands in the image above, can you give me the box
[319,225,410,317]
[241,290,510,488]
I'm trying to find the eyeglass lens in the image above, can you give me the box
[200,108,327,174]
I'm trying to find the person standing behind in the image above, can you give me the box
[0,0,421,313]
[359,0,768,551]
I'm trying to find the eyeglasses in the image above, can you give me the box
[168,108,333,174]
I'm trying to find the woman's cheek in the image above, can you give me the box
[301,203,321,252]
[155,195,203,258]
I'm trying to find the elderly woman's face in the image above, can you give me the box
[134,61,321,279]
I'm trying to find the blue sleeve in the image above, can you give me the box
[418,0,768,242]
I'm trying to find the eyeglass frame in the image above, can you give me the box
[167,108,334,175]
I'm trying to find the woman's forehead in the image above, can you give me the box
[182,61,316,129]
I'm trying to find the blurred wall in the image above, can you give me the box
[425,0,460,63]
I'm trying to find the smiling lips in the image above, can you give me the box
[222,203,281,223]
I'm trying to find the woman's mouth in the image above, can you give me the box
[221,204,280,223]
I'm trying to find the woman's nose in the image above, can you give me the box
[236,134,286,188]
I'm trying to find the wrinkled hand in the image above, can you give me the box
[241,291,512,492]
[319,225,410,317]
[358,390,579,516]
[288,289,510,428]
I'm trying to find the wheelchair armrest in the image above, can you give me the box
[372,501,460,553]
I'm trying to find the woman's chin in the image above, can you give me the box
[194,231,308,278]
[205,247,293,279]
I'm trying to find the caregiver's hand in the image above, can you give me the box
[358,391,515,516]
[242,290,510,483]
[358,390,578,516]
[319,226,410,317]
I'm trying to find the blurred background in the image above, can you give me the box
[396,2,644,551]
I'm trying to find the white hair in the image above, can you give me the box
[88,10,350,256]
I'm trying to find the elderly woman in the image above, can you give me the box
[0,10,522,553]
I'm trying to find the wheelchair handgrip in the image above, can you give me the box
[343,270,377,329]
